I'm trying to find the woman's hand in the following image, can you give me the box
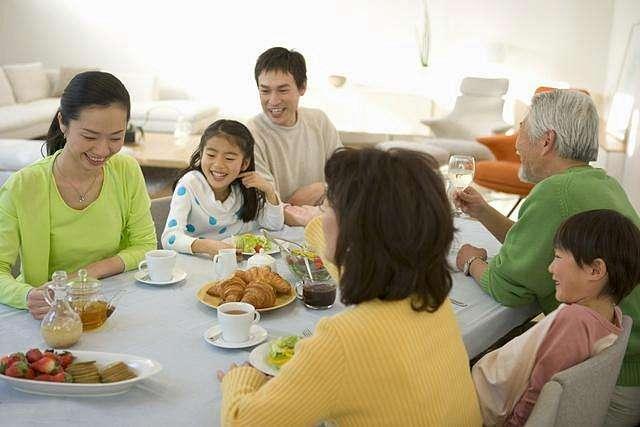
[27,287,50,320]
[239,172,278,205]
[217,361,254,382]
[453,186,490,220]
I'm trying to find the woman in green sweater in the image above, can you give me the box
[0,71,156,318]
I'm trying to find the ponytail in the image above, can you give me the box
[45,71,131,156]
[45,110,65,155]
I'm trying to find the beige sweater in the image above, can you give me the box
[247,107,342,201]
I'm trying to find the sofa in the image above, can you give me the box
[0,62,219,139]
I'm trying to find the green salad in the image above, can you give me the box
[266,335,300,369]
[235,234,273,254]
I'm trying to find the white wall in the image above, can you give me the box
[603,0,640,210]
[0,0,614,119]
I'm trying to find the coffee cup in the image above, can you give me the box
[213,248,238,280]
[295,279,337,309]
[217,302,261,342]
[138,249,177,282]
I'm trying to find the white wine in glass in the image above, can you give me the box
[448,155,475,215]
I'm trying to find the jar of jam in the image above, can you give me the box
[66,269,109,331]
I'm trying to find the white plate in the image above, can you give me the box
[203,324,268,349]
[135,268,187,285]
[223,236,280,256]
[249,342,279,377]
[0,350,162,397]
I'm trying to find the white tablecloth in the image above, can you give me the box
[0,219,539,426]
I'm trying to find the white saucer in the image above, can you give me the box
[203,324,268,349]
[135,268,187,286]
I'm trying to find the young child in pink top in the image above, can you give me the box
[472,209,640,426]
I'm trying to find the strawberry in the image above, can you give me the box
[43,350,60,363]
[35,373,65,382]
[0,356,11,374]
[313,257,324,270]
[26,348,43,363]
[24,367,36,380]
[9,352,27,364]
[254,244,263,253]
[5,361,29,378]
[57,351,75,368]
[30,356,59,374]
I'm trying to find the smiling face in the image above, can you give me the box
[58,104,127,171]
[200,135,249,200]
[258,70,306,127]
[548,248,607,303]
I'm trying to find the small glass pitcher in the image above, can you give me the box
[66,269,110,331]
[41,271,83,348]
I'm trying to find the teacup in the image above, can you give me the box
[217,302,261,342]
[295,279,337,310]
[138,249,177,282]
[213,248,238,280]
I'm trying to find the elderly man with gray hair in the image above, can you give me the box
[455,89,640,425]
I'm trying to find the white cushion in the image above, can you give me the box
[0,98,59,134]
[460,77,508,97]
[115,72,159,102]
[0,139,45,171]
[376,140,450,166]
[0,69,15,107]
[3,62,51,103]
[52,66,98,96]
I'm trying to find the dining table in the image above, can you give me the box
[0,217,539,426]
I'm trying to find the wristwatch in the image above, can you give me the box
[463,256,483,276]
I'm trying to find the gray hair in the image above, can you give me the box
[524,90,599,162]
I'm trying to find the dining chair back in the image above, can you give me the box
[150,196,171,249]
[525,315,632,427]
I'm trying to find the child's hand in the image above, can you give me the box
[238,172,278,205]
[191,238,238,258]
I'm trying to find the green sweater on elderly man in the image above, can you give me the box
[479,165,640,386]
[0,152,157,310]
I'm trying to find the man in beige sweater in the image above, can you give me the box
[247,47,342,216]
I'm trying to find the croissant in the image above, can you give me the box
[260,270,291,295]
[233,270,250,284]
[206,281,222,297]
[220,276,247,302]
[241,280,276,309]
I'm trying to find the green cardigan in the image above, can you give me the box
[0,153,156,309]
[480,165,640,386]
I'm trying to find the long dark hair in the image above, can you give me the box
[554,209,640,304]
[325,147,454,312]
[46,71,131,156]
[174,119,264,222]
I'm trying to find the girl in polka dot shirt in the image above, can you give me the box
[161,120,284,256]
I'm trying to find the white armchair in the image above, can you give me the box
[422,77,510,140]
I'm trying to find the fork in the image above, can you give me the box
[449,298,468,307]
[302,328,313,338]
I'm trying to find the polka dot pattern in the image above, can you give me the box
[186,224,195,233]
[177,186,187,196]
[219,227,227,234]
[168,235,176,245]
[167,219,177,228]
[209,216,217,225]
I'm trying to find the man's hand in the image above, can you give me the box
[453,186,490,220]
[286,182,326,206]
[456,244,488,271]
[284,205,322,227]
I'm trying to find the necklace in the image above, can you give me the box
[54,157,100,203]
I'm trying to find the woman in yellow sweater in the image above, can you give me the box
[218,147,482,426]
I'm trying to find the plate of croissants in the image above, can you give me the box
[197,267,296,312]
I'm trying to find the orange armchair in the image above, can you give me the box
[474,87,589,216]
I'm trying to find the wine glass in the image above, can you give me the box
[448,155,475,216]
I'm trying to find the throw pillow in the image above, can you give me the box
[0,68,16,106]
[52,66,98,97]
[3,62,51,103]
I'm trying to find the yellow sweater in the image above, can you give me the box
[304,216,339,281]
[221,298,482,426]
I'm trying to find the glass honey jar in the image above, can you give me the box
[67,269,110,331]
